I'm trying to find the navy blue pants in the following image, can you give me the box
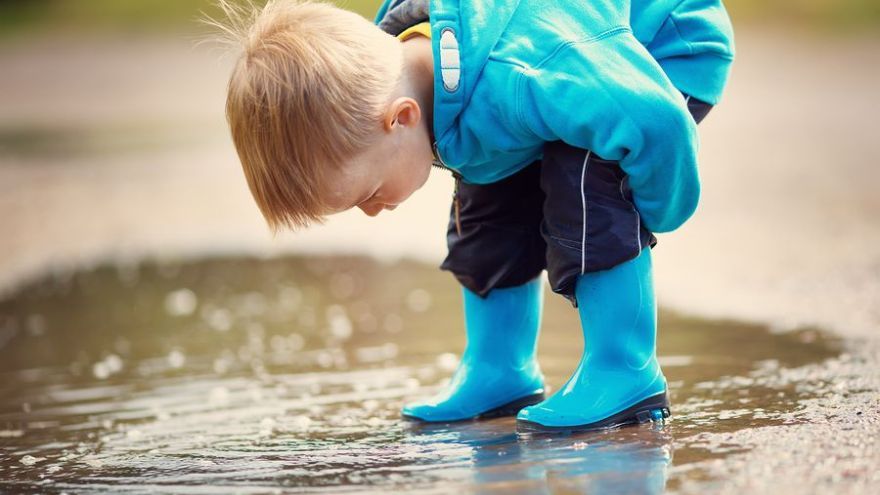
[440,95,713,305]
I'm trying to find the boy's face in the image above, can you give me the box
[321,98,434,217]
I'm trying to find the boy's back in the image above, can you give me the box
[383,0,733,233]
[378,0,734,105]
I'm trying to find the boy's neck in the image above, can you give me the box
[400,36,435,141]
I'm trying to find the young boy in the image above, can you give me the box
[219,0,734,431]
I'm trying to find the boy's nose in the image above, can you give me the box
[358,204,384,217]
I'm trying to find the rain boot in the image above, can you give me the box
[402,276,546,422]
[517,248,670,431]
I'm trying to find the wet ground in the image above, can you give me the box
[0,255,863,494]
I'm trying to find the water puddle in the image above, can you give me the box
[0,255,841,493]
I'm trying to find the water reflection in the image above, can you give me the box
[517,427,672,494]
[0,255,840,492]
[406,419,672,494]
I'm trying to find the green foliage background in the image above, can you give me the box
[0,0,878,38]
[0,0,376,37]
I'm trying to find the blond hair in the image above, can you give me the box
[205,0,404,232]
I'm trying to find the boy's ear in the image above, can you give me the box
[384,97,421,131]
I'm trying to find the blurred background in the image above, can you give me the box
[1,1,879,493]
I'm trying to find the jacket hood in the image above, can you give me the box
[376,0,429,35]
[427,0,521,149]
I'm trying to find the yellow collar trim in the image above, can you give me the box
[397,22,431,41]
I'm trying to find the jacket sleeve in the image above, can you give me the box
[640,0,736,104]
[517,30,701,233]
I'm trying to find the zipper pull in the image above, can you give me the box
[433,141,463,236]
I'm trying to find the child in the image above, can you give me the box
[217,0,734,431]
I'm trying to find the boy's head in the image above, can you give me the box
[213,0,434,232]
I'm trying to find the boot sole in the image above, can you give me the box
[516,392,671,434]
[477,392,547,420]
[402,391,547,423]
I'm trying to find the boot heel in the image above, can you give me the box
[478,392,546,419]
[635,406,671,424]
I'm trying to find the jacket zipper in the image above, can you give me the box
[432,141,463,236]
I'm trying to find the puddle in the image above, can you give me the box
[0,255,841,493]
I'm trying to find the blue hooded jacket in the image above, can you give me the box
[375,0,734,233]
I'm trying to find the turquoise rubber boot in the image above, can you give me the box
[402,277,546,422]
[517,249,670,431]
